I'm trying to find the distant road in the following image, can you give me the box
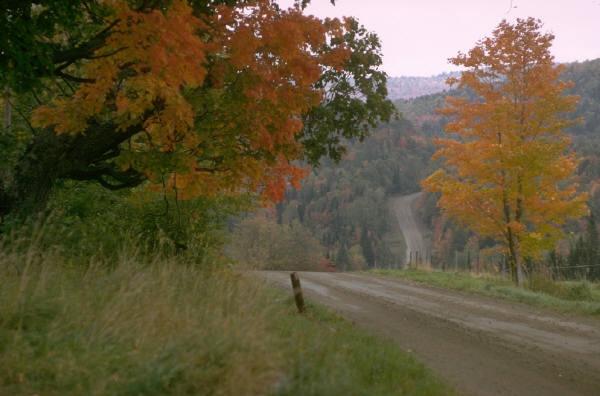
[389,192,427,265]
[259,271,600,396]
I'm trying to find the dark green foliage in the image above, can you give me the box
[336,243,351,271]
[561,59,600,215]
[588,215,600,280]
[0,95,33,177]
[551,214,600,281]
[300,17,396,165]
[563,59,600,138]
[1,181,247,264]
[1,1,112,92]
[394,92,449,137]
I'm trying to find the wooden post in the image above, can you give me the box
[290,272,305,313]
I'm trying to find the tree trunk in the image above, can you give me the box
[506,229,526,287]
[0,122,144,221]
[0,88,13,223]
[514,179,525,287]
[514,241,525,287]
[513,235,526,287]
[516,260,525,287]
[510,258,517,284]
[506,227,518,285]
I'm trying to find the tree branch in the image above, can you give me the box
[53,19,121,69]
[55,71,96,84]
[69,164,146,190]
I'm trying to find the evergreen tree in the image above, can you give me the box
[297,202,306,224]
[360,225,376,268]
[564,214,600,280]
[336,243,351,271]
[568,236,586,279]
[586,213,599,280]
[275,202,285,225]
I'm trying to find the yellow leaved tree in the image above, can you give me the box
[422,18,588,285]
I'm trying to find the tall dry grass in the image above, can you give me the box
[0,232,451,396]
[0,240,280,396]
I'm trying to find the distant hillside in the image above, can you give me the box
[275,58,600,271]
[386,72,459,100]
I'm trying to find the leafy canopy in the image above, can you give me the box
[1,0,394,216]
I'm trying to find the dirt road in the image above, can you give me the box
[389,192,427,265]
[259,271,600,396]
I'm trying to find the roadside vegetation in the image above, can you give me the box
[372,269,600,316]
[0,241,452,396]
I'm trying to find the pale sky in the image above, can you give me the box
[278,0,600,76]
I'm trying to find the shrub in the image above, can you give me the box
[564,282,594,301]
[228,216,327,271]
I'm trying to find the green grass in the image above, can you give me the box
[372,269,600,316]
[0,247,451,396]
[272,302,452,396]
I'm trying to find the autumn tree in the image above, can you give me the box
[0,0,394,220]
[422,18,587,285]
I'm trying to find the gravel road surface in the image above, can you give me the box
[389,192,427,265]
[259,271,600,396]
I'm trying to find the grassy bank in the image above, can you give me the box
[372,269,600,316]
[0,248,451,396]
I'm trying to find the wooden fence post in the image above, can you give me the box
[290,272,305,313]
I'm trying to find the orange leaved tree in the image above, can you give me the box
[0,0,394,219]
[422,18,588,285]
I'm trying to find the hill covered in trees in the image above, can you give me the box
[266,58,600,276]
[386,72,459,100]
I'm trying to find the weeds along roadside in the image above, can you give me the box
[0,238,280,395]
[0,234,452,396]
